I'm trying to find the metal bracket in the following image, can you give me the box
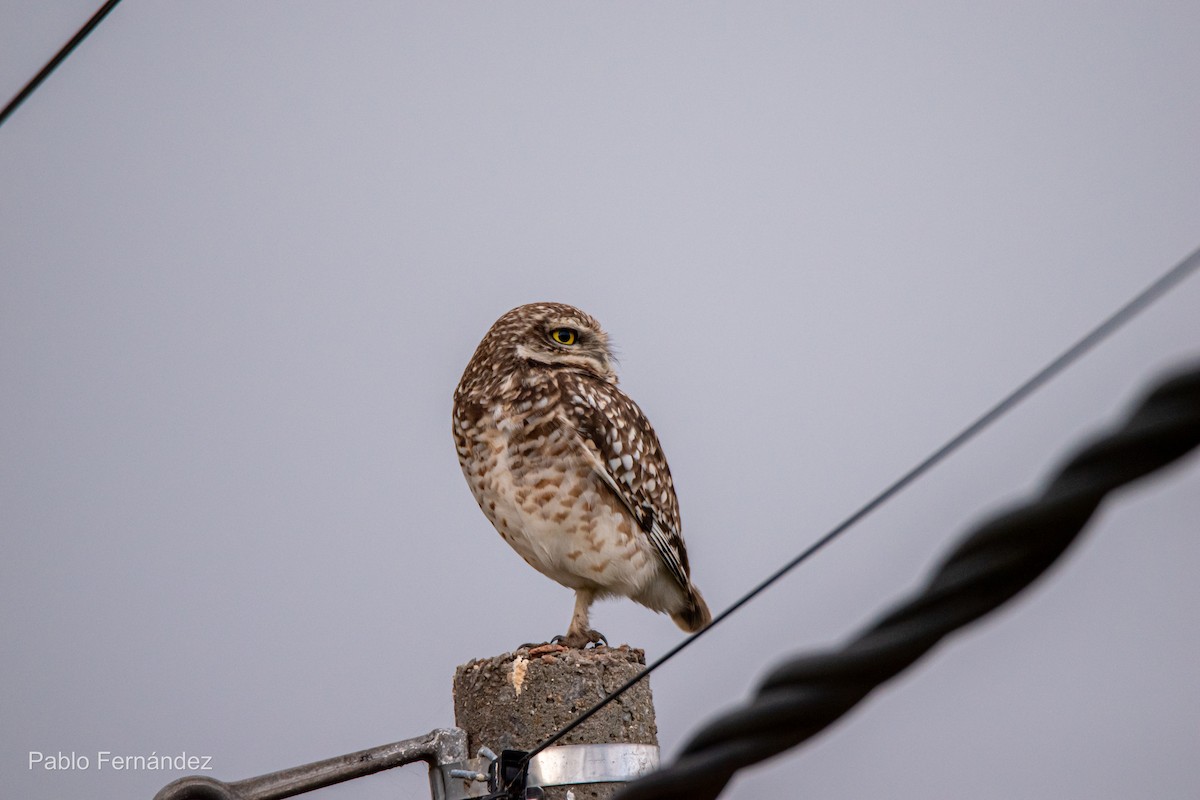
[442,748,530,800]
[153,728,468,800]
[153,727,658,800]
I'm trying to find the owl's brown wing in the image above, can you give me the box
[555,374,692,591]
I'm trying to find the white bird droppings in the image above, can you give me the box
[511,656,528,696]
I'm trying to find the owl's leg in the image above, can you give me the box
[558,588,607,649]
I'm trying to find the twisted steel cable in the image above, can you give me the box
[617,360,1200,800]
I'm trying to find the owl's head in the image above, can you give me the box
[480,302,617,383]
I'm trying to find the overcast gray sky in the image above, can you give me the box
[3,3,1199,799]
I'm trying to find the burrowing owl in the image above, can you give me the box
[452,302,711,648]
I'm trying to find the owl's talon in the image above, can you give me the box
[559,628,607,649]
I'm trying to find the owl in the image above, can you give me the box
[452,302,711,648]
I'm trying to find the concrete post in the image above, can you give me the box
[452,644,658,800]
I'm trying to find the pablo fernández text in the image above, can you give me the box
[29,751,214,771]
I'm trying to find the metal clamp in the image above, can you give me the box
[529,743,659,787]
[441,743,659,799]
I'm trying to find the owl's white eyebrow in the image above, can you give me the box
[514,343,547,362]
[515,343,598,368]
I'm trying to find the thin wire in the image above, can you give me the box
[617,360,1200,800]
[0,0,125,130]
[521,243,1200,768]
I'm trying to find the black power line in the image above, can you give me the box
[519,243,1200,772]
[616,359,1200,799]
[0,0,125,130]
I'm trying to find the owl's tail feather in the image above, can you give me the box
[671,587,712,633]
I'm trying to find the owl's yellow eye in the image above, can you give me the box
[550,328,578,346]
